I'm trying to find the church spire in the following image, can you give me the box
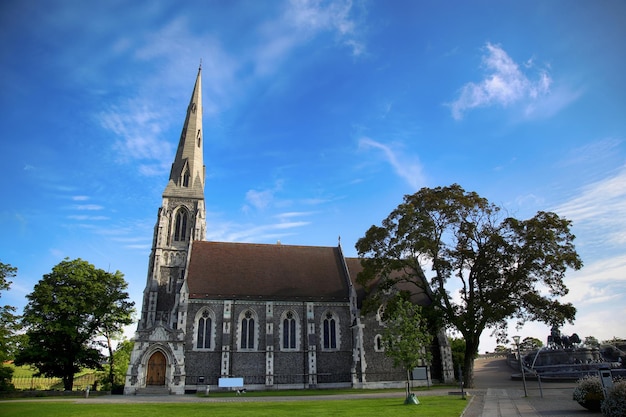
[163,65,205,199]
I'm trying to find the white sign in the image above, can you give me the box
[218,377,244,388]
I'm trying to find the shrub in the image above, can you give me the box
[0,365,15,391]
[601,379,626,417]
[573,375,604,411]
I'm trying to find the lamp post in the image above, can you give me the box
[513,335,528,397]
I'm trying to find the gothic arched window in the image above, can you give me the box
[196,310,212,349]
[282,311,297,350]
[240,310,255,349]
[374,334,384,352]
[174,210,187,241]
[323,312,338,350]
[182,168,190,187]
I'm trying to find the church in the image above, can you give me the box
[124,67,454,395]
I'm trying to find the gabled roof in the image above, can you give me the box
[344,257,432,308]
[187,241,350,302]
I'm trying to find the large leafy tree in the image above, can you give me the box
[356,184,582,387]
[15,258,134,391]
[0,261,20,390]
[380,298,432,400]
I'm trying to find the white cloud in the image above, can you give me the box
[275,211,316,220]
[553,165,626,248]
[285,0,365,56]
[245,189,275,210]
[564,254,626,305]
[100,3,366,175]
[206,219,310,243]
[100,100,174,176]
[74,204,104,211]
[359,137,425,190]
[67,215,109,221]
[559,138,622,168]
[449,43,553,120]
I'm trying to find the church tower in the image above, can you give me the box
[125,66,205,395]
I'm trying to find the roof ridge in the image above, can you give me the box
[197,240,339,250]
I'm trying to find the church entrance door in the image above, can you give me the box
[146,351,166,386]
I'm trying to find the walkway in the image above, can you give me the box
[460,357,582,417]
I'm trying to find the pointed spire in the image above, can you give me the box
[163,66,205,199]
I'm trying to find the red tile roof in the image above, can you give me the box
[187,241,350,302]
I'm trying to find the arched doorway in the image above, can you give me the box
[146,351,166,386]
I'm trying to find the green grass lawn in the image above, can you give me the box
[196,386,443,397]
[0,396,468,417]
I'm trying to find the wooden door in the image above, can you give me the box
[146,351,166,385]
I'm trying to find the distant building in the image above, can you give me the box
[124,67,454,395]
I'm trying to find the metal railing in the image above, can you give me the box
[186,371,407,386]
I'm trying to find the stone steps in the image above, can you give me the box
[136,386,170,396]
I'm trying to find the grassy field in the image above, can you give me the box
[0,396,468,417]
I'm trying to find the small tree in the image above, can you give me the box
[93,268,135,388]
[15,258,134,391]
[494,345,509,354]
[99,339,134,392]
[449,337,473,381]
[520,337,543,352]
[584,336,600,348]
[380,298,432,401]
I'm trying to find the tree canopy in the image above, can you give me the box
[0,261,19,363]
[356,184,582,387]
[15,258,134,391]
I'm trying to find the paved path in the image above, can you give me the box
[461,356,584,417]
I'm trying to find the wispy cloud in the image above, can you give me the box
[207,219,310,243]
[553,165,626,248]
[284,0,365,57]
[245,189,276,211]
[74,204,104,211]
[559,138,622,168]
[275,211,316,220]
[99,1,367,176]
[243,180,286,212]
[359,137,425,190]
[548,165,626,336]
[564,254,626,306]
[449,43,553,120]
[99,100,174,176]
[67,215,109,221]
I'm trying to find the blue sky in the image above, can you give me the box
[1,0,625,353]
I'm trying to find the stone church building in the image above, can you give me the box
[124,67,454,395]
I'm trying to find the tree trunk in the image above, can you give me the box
[105,329,114,386]
[406,368,410,397]
[62,374,74,391]
[463,338,479,388]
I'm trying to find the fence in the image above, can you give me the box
[11,373,98,391]
[186,371,408,386]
